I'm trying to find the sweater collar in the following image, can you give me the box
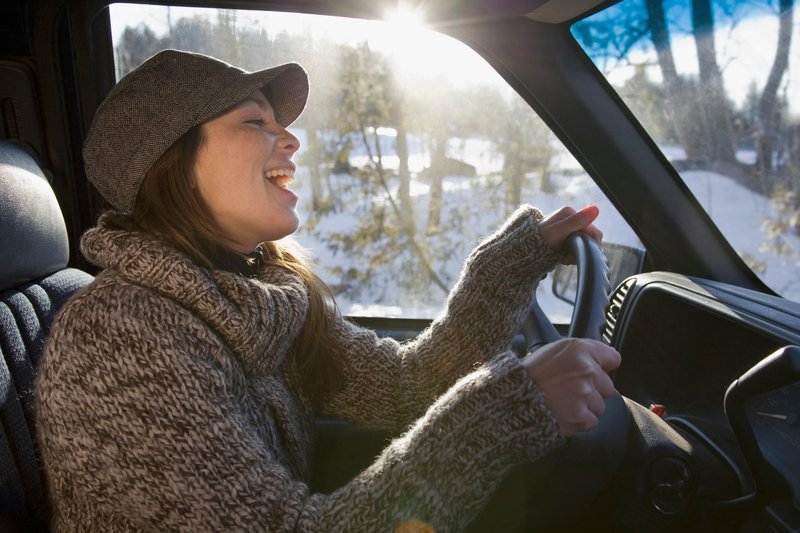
[212,246,265,278]
[79,213,309,375]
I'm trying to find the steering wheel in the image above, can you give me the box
[514,232,630,528]
[522,231,611,347]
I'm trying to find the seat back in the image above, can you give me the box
[0,140,94,531]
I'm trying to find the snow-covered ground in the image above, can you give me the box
[288,134,800,322]
[682,170,800,298]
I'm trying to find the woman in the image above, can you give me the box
[35,49,620,532]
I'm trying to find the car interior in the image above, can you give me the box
[1,0,799,531]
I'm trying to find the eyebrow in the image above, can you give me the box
[233,95,269,112]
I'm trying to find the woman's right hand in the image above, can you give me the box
[522,338,621,437]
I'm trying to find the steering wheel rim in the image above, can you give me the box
[523,232,611,348]
[566,232,612,339]
[510,233,631,529]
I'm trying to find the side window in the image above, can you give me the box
[109,3,641,320]
[573,0,800,303]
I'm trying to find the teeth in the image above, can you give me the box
[264,168,294,188]
[264,169,294,178]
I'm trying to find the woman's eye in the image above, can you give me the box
[246,118,266,126]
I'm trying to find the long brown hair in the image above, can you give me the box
[105,123,343,404]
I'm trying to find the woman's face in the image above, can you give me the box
[194,90,301,252]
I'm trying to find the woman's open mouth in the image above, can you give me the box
[264,168,294,188]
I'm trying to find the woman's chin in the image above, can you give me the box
[263,214,301,243]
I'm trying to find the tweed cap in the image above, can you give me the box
[83,49,309,213]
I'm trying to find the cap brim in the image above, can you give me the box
[256,63,309,127]
[195,62,309,128]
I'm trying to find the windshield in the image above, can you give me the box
[573,0,800,302]
[109,3,640,320]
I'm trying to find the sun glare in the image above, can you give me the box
[377,3,502,85]
[385,5,426,31]
[110,3,506,89]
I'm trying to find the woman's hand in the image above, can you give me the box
[522,338,621,437]
[537,205,602,264]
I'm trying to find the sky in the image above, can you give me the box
[587,4,800,117]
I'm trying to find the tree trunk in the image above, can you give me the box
[305,127,325,211]
[504,158,523,217]
[166,6,174,48]
[396,120,411,213]
[646,0,703,160]
[691,0,736,164]
[217,10,240,66]
[396,122,413,230]
[539,165,553,194]
[756,0,794,178]
[427,137,446,234]
[645,0,704,160]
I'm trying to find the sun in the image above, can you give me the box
[384,4,427,31]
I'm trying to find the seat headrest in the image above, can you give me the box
[0,141,69,291]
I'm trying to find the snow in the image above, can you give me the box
[682,170,800,298]
[288,134,799,322]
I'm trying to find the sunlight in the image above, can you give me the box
[381,3,433,67]
[376,3,504,88]
[384,4,426,30]
[109,3,507,88]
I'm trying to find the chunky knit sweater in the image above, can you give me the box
[35,205,565,532]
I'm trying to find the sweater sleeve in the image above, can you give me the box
[323,205,561,428]
[36,286,563,533]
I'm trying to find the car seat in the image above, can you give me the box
[0,140,94,531]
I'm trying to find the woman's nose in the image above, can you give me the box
[278,129,300,154]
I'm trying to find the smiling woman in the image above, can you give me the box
[5,0,800,531]
[32,38,623,531]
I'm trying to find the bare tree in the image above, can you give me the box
[691,0,738,164]
[756,0,795,177]
[645,0,705,160]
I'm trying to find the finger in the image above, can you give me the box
[558,408,598,437]
[591,344,622,373]
[586,389,606,418]
[542,206,577,224]
[547,205,600,240]
[577,408,599,433]
[577,204,600,226]
[594,371,616,398]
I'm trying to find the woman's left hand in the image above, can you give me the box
[537,205,603,264]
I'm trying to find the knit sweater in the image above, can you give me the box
[35,205,565,532]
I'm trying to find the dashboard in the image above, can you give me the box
[606,272,800,531]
